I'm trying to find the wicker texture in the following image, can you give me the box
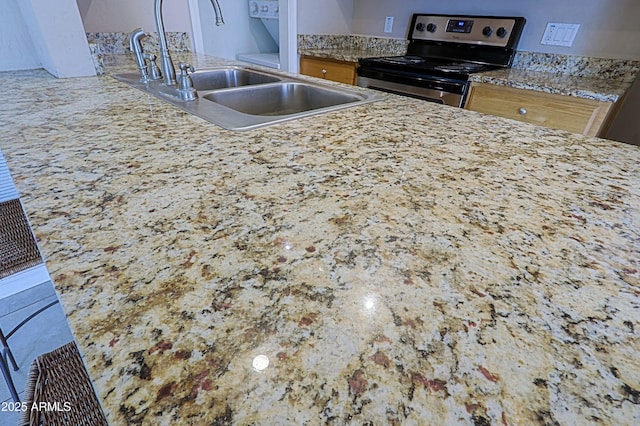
[0,198,42,279]
[20,342,108,426]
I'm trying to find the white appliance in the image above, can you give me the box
[237,0,280,69]
[190,0,297,73]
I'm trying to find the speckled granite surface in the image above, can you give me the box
[1,53,640,425]
[468,68,634,102]
[298,35,637,103]
[87,32,191,55]
[298,48,388,63]
[88,43,105,76]
[469,53,640,103]
[298,34,408,63]
[512,52,640,80]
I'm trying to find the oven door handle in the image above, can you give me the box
[357,76,465,107]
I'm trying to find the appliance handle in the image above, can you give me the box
[357,76,464,107]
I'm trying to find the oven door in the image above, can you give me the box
[357,68,468,107]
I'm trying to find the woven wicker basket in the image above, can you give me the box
[0,198,42,280]
[19,341,108,426]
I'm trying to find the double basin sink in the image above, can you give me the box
[114,66,382,131]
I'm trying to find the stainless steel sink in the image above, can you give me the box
[113,66,382,131]
[203,83,363,117]
[190,67,282,91]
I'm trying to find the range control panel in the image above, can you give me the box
[249,0,279,19]
[411,15,525,47]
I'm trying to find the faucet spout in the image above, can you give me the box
[154,0,177,86]
[210,0,225,26]
[154,0,225,86]
[129,28,150,82]
[153,0,224,90]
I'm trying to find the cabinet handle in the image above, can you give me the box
[321,68,327,76]
[518,107,527,115]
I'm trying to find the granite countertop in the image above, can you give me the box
[297,42,634,103]
[296,34,408,63]
[298,48,385,63]
[468,68,634,103]
[1,53,640,425]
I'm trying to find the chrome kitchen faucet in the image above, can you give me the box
[129,28,161,83]
[128,0,225,98]
[154,0,225,86]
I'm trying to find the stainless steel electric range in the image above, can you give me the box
[357,14,526,107]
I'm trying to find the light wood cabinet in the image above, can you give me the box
[300,56,357,85]
[465,82,616,137]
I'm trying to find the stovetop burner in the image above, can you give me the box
[377,56,428,65]
[359,56,496,79]
[433,62,489,73]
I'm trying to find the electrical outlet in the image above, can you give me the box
[541,22,580,47]
[384,16,394,33]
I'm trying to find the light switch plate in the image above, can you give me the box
[541,22,580,47]
[384,16,394,33]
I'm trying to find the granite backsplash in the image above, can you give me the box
[298,34,408,57]
[86,32,191,55]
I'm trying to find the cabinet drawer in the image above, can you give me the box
[300,56,357,85]
[465,83,614,137]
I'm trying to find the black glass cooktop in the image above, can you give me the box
[359,55,498,80]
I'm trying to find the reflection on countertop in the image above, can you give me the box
[0,53,639,425]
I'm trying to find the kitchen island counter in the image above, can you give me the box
[469,68,635,103]
[1,54,639,425]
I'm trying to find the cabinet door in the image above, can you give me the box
[300,56,357,85]
[465,83,614,137]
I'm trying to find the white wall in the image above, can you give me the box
[19,0,96,77]
[75,0,640,60]
[195,0,298,72]
[77,0,192,33]
[196,0,277,58]
[351,0,640,60]
[0,0,95,77]
[77,0,279,58]
[77,0,299,71]
[297,0,353,35]
[0,0,40,71]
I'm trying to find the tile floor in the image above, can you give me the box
[0,281,74,425]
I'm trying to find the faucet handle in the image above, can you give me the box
[177,62,197,101]
[144,53,162,80]
[179,62,195,75]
